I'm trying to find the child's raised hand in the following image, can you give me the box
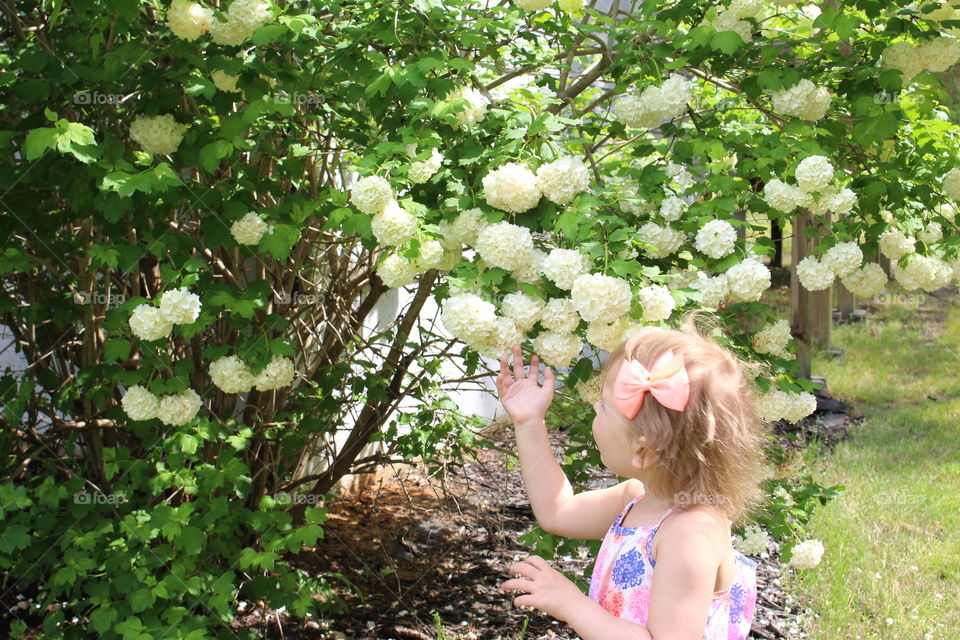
[496,344,555,426]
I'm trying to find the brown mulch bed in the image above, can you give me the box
[235,398,860,640]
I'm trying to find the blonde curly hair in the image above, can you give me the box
[600,309,770,527]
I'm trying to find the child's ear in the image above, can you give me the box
[630,436,649,470]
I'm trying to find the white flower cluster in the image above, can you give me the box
[788,539,825,570]
[540,298,580,332]
[919,221,943,245]
[408,148,443,184]
[882,38,960,84]
[758,389,817,423]
[725,258,771,302]
[691,273,730,308]
[878,227,916,261]
[167,0,213,40]
[710,0,764,43]
[129,114,187,156]
[121,385,202,426]
[794,156,834,194]
[230,212,274,245]
[483,162,542,214]
[733,524,770,556]
[350,176,393,216]
[575,375,603,405]
[536,156,590,205]
[371,199,418,247]
[770,79,831,121]
[821,241,863,277]
[512,248,546,284]
[209,0,272,46]
[414,240,445,271]
[795,255,835,291]
[751,319,792,358]
[208,355,257,393]
[559,0,585,11]
[437,208,488,249]
[376,253,419,288]
[252,355,296,391]
[763,179,810,213]
[637,284,675,322]
[659,195,685,222]
[694,219,737,259]
[211,69,241,93]
[444,87,488,129]
[570,273,633,324]
[915,0,960,22]
[129,287,201,341]
[542,248,591,289]
[637,221,685,258]
[893,254,955,292]
[475,222,535,271]
[942,167,960,200]
[807,185,859,217]
[613,74,695,129]
[440,293,526,359]
[840,262,887,297]
[586,317,630,352]
[501,292,545,332]
[533,331,583,368]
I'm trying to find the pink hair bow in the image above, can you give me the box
[611,348,690,418]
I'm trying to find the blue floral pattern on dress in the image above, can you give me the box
[611,548,646,589]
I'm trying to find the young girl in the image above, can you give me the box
[496,311,767,640]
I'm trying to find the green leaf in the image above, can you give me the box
[24,127,59,161]
[199,139,233,174]
[0,524,30,552]
[130,587,156,613]
[710,30,744,55]
[259,223,300,260]
[179,524,205,554]
[103,338,131,363]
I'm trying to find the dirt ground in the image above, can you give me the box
[235,403,859,640]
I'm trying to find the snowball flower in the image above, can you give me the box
[253,355,295,391]
[414,239,445,270]
[166,0,213,41]
[789,539,825,570]
[539,298,580,333]
[796,256,835,291]
[637,221,685,258]
[350,176,393,215]
[157,388,203,427]
[878,228,916,261]
[821,242,863,277]
[129,304,173,341]
[795,155,834,194]
[613,74,695,129]
[943,167,960,200]
[734,525,770,556]
[475,316,524,360]
[121,385,160,421]
[690,273,730,308]
[408,148,443,184]
[129,114,187,156]
[501,292,545,332]
[371,199,418,247]
[759,389,817,423]
[376,253,419,288]
[535,156,590,205]
[441,293,498,346]
[763,178,811,213]
[575,375,603,405]
[542,248,591,290]
[444,86,488,129]
[231,212,273,245]
[209,0,271,45]
[570,273,633,324]
[586,317,630,352]
[209,355,257,394]
[771,79,831,121]
[919,221,943,245]
[533,331,583,368]
[515,0,552,9]
[841,262,888,297]
[511,248,546,284]
[893,254,954,292]
[825,187,858,216]
[725,259,771,302]
[437,208,488,249]
[475,222,535,271]
[482,162,542,214]
[751,319,792,358]
[637,284,675,322]
[659,195,685,222]
[159,287,202,324]
[694,219,737,259]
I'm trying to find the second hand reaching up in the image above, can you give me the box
[496,343,556,426]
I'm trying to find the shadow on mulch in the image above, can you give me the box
[237,394,860,640]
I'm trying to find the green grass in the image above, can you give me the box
[783,288,960,640]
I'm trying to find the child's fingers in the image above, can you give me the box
[500,577,532,593]
[544,365,554,384]
[511,344,525,380]
[523,555,551,571]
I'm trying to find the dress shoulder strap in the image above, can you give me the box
[654,505,677,528]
